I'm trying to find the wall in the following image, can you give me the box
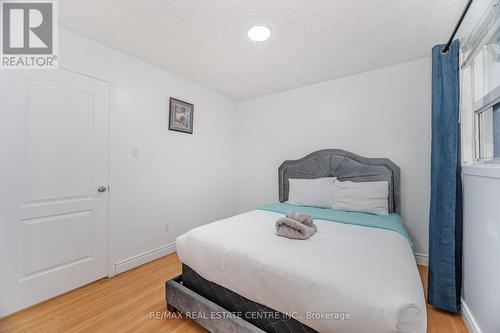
[236,58,432,256]
[59,27,239,274]
[462,167,500,333]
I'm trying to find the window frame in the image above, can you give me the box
[461,2,500,164]
[474,97,500,162]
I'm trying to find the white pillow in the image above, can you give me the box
[332,180,389,215]
[287,177,336,208]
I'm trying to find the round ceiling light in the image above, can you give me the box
[247,25,271,42]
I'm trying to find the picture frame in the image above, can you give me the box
[169,97,194,134]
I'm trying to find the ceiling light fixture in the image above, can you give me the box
[247,25,271,42]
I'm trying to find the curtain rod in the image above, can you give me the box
[442,0,474,53]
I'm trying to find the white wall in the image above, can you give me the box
[236,58,432,256]
[59,27,239,273]
[462,167,500,333]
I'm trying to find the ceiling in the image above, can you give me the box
[60,0,466,100]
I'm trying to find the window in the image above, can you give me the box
[476,102,500,160]
[483,32,500,98]
[474,26,500,161]
[461,3,500,163]
[470,10,500,106]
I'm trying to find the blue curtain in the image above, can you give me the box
[428,40,462,313]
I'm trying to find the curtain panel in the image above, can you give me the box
[428,40,463,313]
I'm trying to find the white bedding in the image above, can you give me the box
[176,210,426,333]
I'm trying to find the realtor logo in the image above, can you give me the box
[1,0,58,68]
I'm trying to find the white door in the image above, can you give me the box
[0,69,109,317]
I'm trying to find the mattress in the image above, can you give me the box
[176,209,426,333]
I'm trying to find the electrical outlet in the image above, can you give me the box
[164,222,169,232]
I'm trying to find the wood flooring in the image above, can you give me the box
[0,253,467,333]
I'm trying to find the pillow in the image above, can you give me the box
[287,177,336,208]
[332,181,389,215]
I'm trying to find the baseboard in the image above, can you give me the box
[414,252,428,266]
[461,298,482,333]
[114,242,176,275]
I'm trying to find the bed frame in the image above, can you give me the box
[166,149,401,332]
[166,265,316,332]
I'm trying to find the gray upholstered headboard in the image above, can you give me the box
[278,149,401,213]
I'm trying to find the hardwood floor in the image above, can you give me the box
[0,253,467,333]
[417,266,468,333]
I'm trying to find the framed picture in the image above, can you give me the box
[169,97,194,134]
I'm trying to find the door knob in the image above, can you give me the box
[97,186,107,193]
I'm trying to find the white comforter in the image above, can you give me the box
[176,210,426,333]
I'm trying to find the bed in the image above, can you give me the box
[166,149,426,333]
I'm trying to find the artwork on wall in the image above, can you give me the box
[169,97,194,134]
